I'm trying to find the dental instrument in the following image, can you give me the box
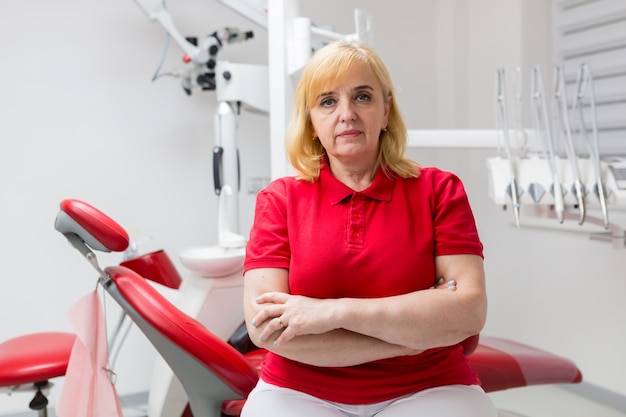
[511,67,526,156]
[511,67,545,204]
[530,65,565,223]
[132,0,268,235]
[496,68,522,227]
[553,64,586,225]
[572,63,609,229]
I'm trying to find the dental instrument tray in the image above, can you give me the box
[487,155,626,207]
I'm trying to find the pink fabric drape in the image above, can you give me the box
[56,291,123,417]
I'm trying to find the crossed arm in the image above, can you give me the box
[243,254,487,368]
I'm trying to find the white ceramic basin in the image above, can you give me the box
[179,246,245,278]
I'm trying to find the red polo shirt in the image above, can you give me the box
[244,163,483,404]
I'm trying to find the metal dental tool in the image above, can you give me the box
[496,68,522,227]
[572,63,609,229]
[512,66,546,204]
[511,67,526,155]
[530,65,565,223]
[554,64,586,225]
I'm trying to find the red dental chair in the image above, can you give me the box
[0,241,182,417]
[52,199,581,417]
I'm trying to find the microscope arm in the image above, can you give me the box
[132,0,208,64]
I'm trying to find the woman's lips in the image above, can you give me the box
[338,129,361,137]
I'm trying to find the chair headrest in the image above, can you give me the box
[54,199,129,252]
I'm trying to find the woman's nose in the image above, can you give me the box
[339,101,357,122]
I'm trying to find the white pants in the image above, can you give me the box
[241,379,497,417]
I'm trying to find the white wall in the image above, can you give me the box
[0,0,624,415]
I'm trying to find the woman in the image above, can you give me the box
[241,40,496,417]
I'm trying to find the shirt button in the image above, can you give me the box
[352,231,360,238]
[353,212,361,219]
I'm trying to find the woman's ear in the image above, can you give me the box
[383,94,392,127]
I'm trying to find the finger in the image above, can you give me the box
[433,277,457,291]
[256,291,290,305]
[432,277,446,289]
[251,304,284,327]
[273,318,294,346]
[258,316,285,342]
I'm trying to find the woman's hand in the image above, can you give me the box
[251,292,339,346]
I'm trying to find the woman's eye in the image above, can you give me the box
[355,93,371,102]
[320,98,335,107]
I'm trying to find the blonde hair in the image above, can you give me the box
[286,40,420,182]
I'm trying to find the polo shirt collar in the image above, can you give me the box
[320,159,395,205]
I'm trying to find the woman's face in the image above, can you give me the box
[309,61,390,166]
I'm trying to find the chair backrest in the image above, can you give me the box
[105,265,258,417]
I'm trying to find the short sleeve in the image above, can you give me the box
[432,173,483,258]
[244,180,292,273]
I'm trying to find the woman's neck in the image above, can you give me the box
[327,156,378,191]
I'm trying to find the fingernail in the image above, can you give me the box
[447,285,457,291]
[255,297,260,303]
[446,279,456,286]
[251,319,256,326]
[436,277,445,285]
[258,334,264,341]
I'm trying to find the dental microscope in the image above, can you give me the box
[130,1,268,416]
